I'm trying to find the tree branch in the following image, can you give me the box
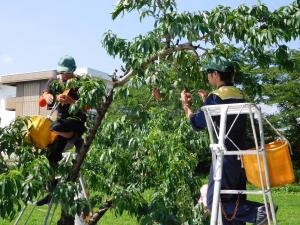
[88,199,113,225]
[115,42,204,86]
[114,68,134,86]
[144,42,198,66]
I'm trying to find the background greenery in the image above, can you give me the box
[1,182,300,224]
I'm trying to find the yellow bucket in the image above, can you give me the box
[242,140,295,188]
[25,115,57,149]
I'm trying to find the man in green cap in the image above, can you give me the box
[36,55,86,205]
[181,56,277,225]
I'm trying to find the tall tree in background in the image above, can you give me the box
[260,50,300,164]
[0,1,299,224]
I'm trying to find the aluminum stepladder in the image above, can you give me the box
[14,152,90,225]
[202,103,277,225]
[14,101,90,225]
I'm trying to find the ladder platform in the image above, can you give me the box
[202,103,259,116]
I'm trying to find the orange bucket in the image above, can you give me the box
[242,140,295,188]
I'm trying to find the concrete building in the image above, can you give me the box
[0,68,110,126]
[0,84,16,127]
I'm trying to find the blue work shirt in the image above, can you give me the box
[190,83,248,212]
[190,83,247,150]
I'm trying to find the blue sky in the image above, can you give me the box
[0,0,298,75]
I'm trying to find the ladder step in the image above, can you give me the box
[220,189,271,195]
[223,150,262,155]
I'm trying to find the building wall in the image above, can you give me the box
[15,80,51,117]
[0,85,16,127]
[0,68,108,124]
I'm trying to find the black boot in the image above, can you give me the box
[35,194,52,206]
[74,137,84,153]
[35,178,59,206]
[63,135,83,153]
[47,136,68,166]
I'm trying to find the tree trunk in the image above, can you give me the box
[58,88,114,225]
[57,211,75,225]
[68,87,114,182]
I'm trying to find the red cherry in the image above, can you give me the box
[39,97,47,107]
[152,88,161,101]
[83,105,91,111]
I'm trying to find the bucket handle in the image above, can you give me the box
[46,102,59,119]
[263,116,293,155]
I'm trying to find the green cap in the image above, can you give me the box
[203,56,233,73]
[57,55,76,73]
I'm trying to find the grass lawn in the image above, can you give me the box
[1,185,299,225]
[0,205,139,225]
[246,192,300,225]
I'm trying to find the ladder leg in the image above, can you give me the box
[266,191,277,225]
[13,205,28,225]
[23,204,37,225]
[250,107,276,224]
[254,150,271,225]
[42,197,54,225]
[257,112,277,225]
[79,174,88,200]
[49,202,58,225]
[211,106,228,225]
[218,202,223,225]
[210,152,224,225]
[14,203,37,225]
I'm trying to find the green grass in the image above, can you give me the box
[0,205,138,225]
[1,185,299,224]
[97,210,138,225]
[0,205,61,225]
[246,192,300,225]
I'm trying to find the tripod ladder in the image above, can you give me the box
[13,152,89,225]
[202,103,277,225]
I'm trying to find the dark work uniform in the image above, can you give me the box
[190,83,262,225]
[44,76,86,166]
